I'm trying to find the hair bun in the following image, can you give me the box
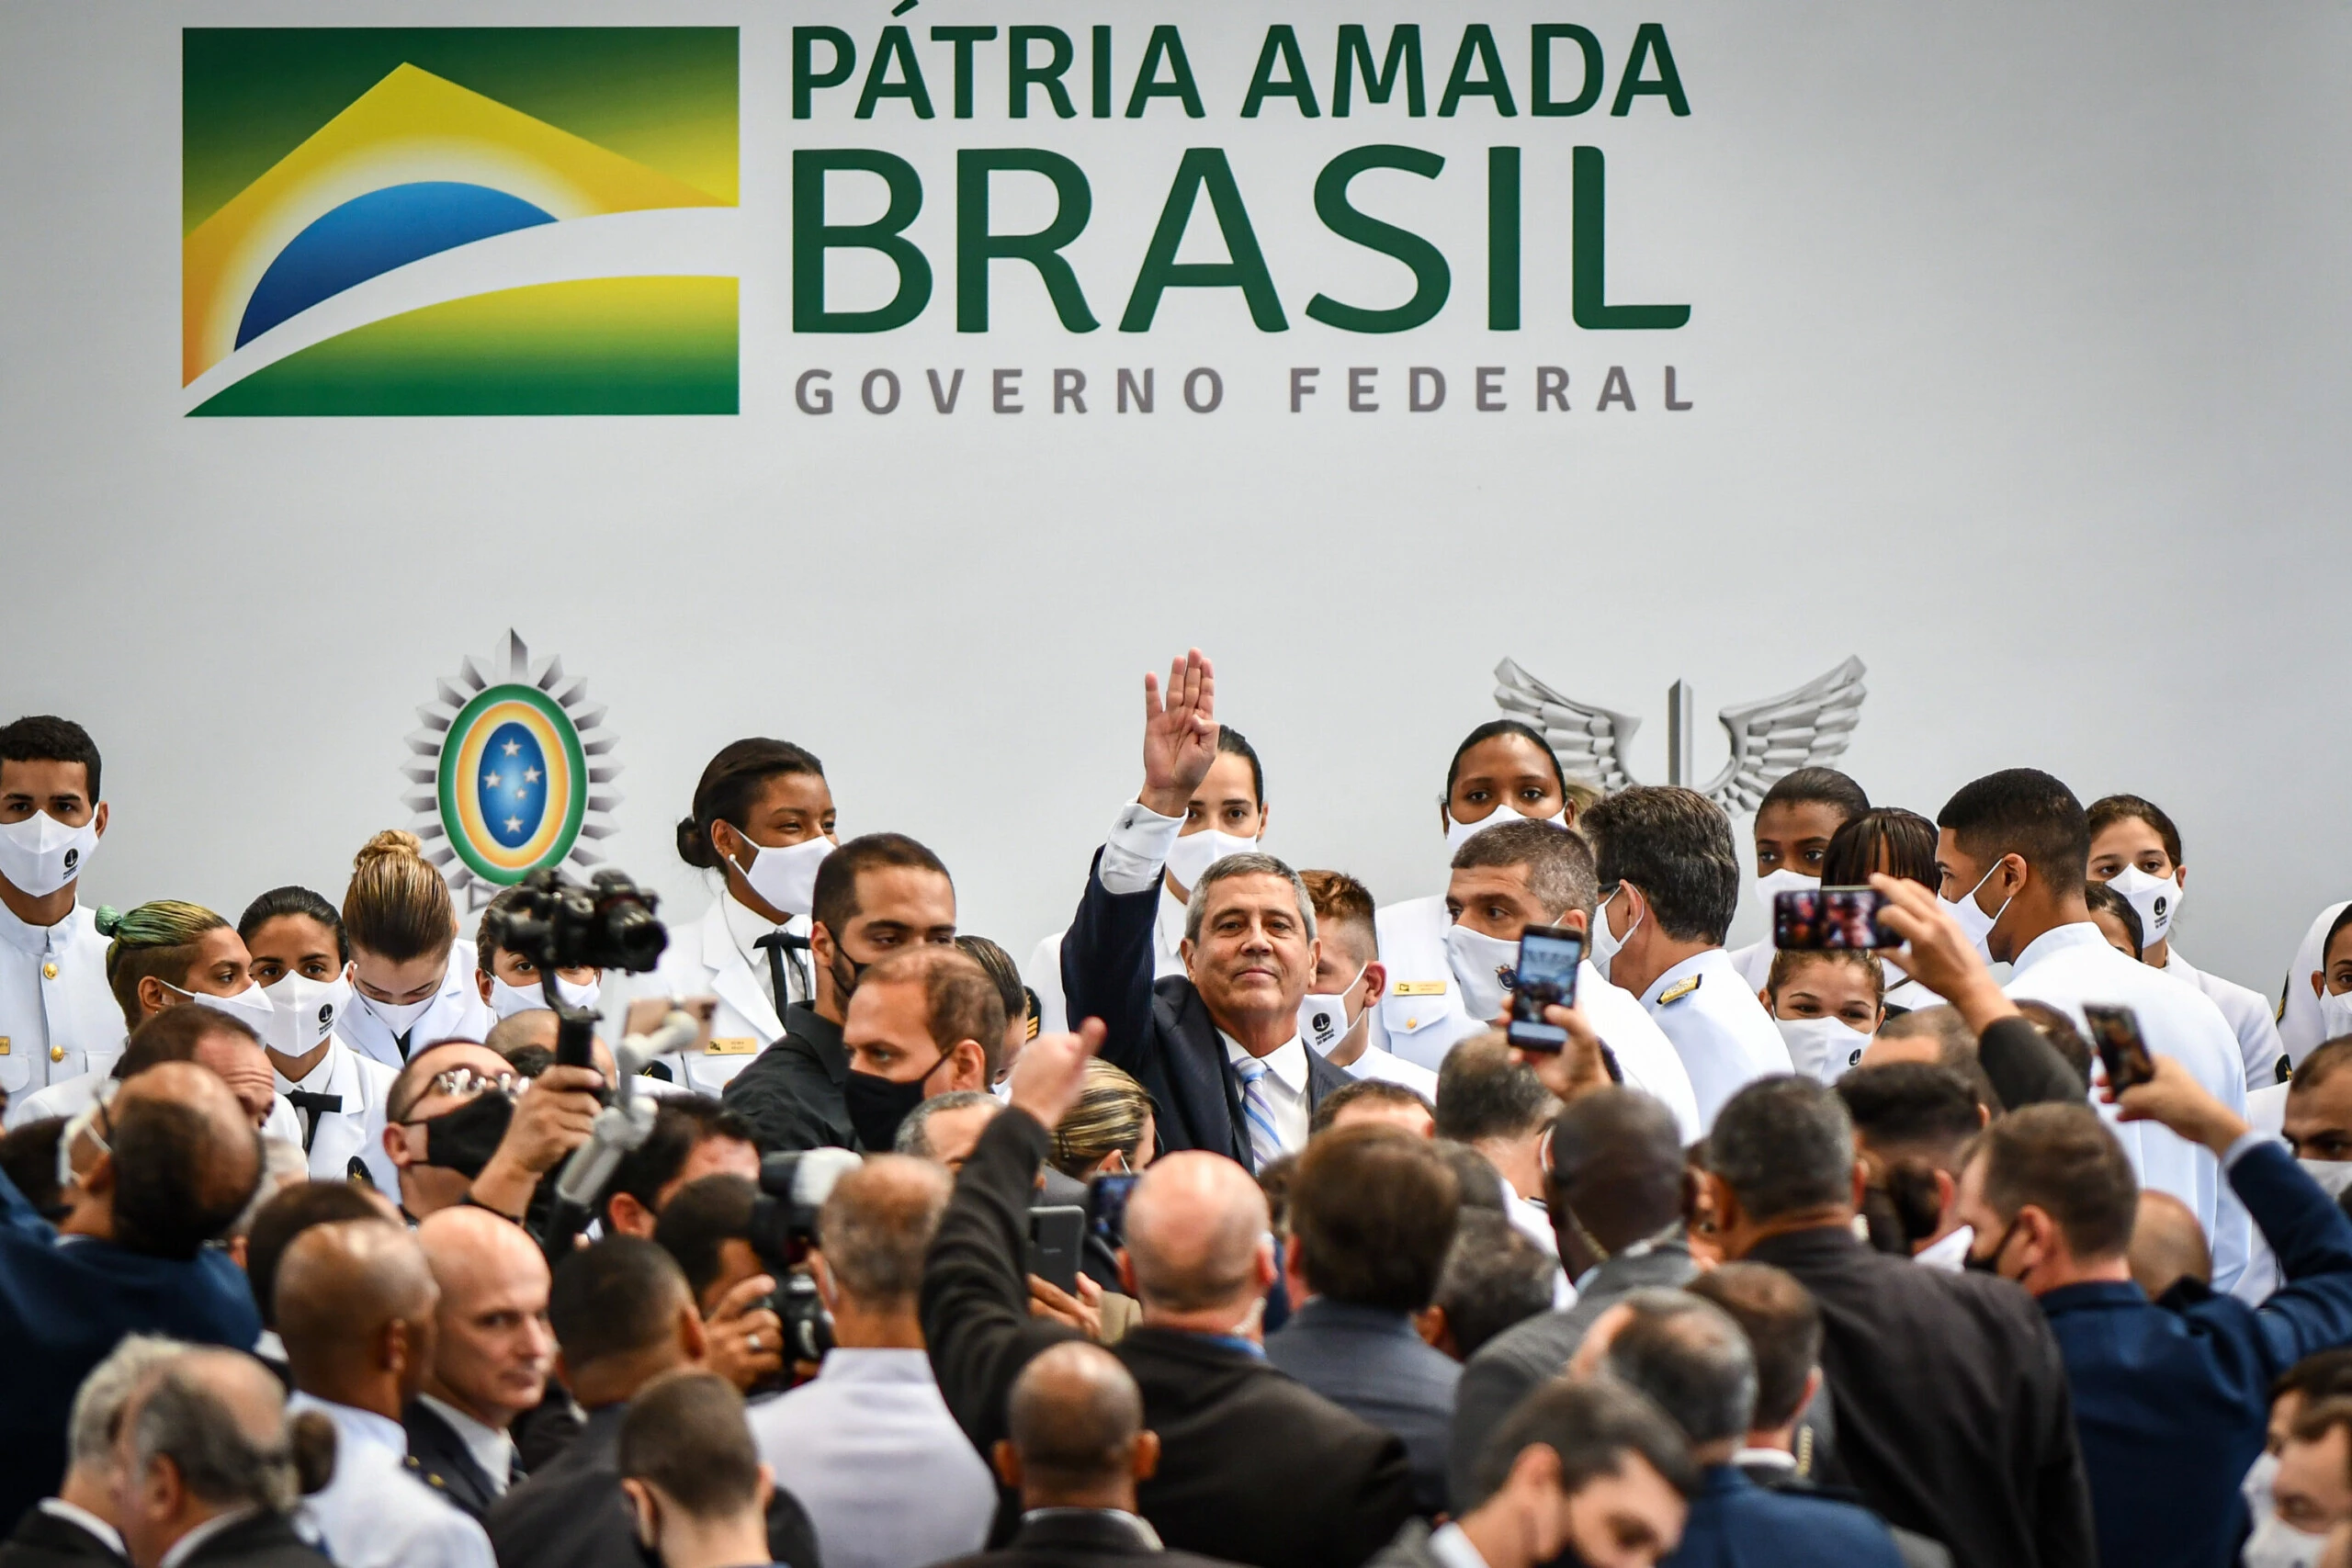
[353,829,425,872]
[288,1409,339,1496]
[677,813,717,870]
[93,904,123,937]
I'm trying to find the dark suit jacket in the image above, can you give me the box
[0,1506,127,1568]
[1736,1464,1952,1568]
[1061,851,1351,1168]
[930,1509,1244,1568]
[402,1400,508,1520]
[1448,1241,1696,1511]
[1265,1300,1459,1515]
[1744,1225,2095,1568]
[0,1169,264,1533]
[719,1002,854,1153]
[2042,1141,2352,1568]
[922,1108,1416,1568]
[485,1404,821,1568]
[175,1511,332,1568]
[1663,1466,1905,1568]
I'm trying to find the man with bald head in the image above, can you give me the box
[933,1343,1241,1568]
[2129,1190,2213,1300]
[0,1062,264,1532]
[404,1207,554,1518]
[923,1020,1413,1568]
[110,1348,332,1568]
[1449,1086,1697,1512]
[277,1219,494,1568]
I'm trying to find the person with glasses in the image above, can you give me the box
[379,1040,603,1225]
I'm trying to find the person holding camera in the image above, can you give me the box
[377,1039,604,1226]
[746,1155,996,1568]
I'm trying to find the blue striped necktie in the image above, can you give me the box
[1232,1055,1284,1169]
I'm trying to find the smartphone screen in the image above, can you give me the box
[1774,887,1902,951]
[1025,1205,1085,1294]
[1507,925,1585,1051]
[1088,1172,1139,1247]
[2084,1004,2156,1091]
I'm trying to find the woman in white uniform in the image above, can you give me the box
[473,883,605,1021]
[337,830,494,1068]
[1371,719,1578,1065]
[237,885,400,1190]
[648,738,837,1094]
[1819,809,1944,1014]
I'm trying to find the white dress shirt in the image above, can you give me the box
[1338,1040,1440,1099]
[746,1348,996,1568]
[1913,1224,1974,1273]
[1221,1029,1310,1156]
[2005,921,2253,1293]
[276,1036,399,1190]
[2167,949,2290,1090]
[1640,950,1794,1131]
[415,1394,515,1497]
[0,899,122,1102]
[287,1393,496,1568]
[1426,1521,1494,1568]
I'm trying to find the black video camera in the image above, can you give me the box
[482,866,669,976]
[748,1148,863,1371]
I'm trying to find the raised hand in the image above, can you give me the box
[1140,648,1218,817]
[1868,874,2019,1033]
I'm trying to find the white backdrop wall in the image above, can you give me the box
[2,2,2346,1000]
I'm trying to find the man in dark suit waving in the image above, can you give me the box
[1062,649,1351,1168]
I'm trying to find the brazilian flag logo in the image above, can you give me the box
[181,28,739,416]
[404,632,621,904]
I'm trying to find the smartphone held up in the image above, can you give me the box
[1506,925,1584,1053]
[1775,887,1904,952]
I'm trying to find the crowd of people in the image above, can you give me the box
[5,642,2352,1568]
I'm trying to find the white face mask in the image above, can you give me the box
[1940,862,2013,961]
[2299,1158,2352,1200]
[1166,828,1259,892]
[490,973,602,1021]
[0,810,100,899]
[2107,865,2181,948]
[1298,964,1368,1055]
[167,980,276,1036]
[1775,1015,1874,1083]
[1445,925,1520,1024]
[2242,1510,2330,1568]
[1445,807,1568,854]
[1589,887,1641,983]
[259,972,351,1057]
[729,828,833,920]
[2243,1450,2282,1529]
[2319,987,2352,1043]
[357,987,439,1037]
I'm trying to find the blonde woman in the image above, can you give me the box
[338,831,493,1068]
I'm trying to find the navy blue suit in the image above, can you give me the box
[1266,1299,1461,1515]
[1061,850,1351,1168]
[2041,1139,2352,1568]
[0,1168,262,1532]
[1663,1466,1905,1568]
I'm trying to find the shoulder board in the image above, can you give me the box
[1658,975,1702,1006]
[1392,980,1448,997]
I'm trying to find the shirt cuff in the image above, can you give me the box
[2221,1129,2273,1173]
[1097,801,1184,897]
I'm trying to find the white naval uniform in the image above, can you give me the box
[1638,950,1795,1132]
[2278,901,2350,1068]
[639,890,814,1094]
[2167,948,2289,1091]
[2234,1081,2292,1305]
[0,900,123,1105]
[1335,1040,1440,1100]
[287,1393,496,1568]
[4,1064,304,1146]
[341,940,496,1071]
[1367,896,1702,1140]
[1726,940,1775,993]
[275,1035,400,1191]
[1027,883,1190,1039]
[2005,921,2253,1295]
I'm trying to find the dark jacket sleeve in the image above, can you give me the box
[2227,1143,2352,1369]
[2027,1314,2100,1568]
[0,1159,55,1241]
[919,1106,1078,1456]
[1060,846,1163,1083]
[1975,1015,2086,1111]
[1447,1346,1538,1513]
[719,1044,832,1154]
[1333,1431,1419,1568]
[764,1478,822,1568]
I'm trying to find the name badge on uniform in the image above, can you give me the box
[0,1037,9,1055]
[707,1037,759,1056]
[1658,976,1702,1006]
[1392,981,1448,997]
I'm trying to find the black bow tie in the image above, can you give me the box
[286,1089,344,1154]
[753,931,811,1012]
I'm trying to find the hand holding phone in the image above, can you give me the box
[2084,1004,2156,1092]
[1026,1205,1086,1294]
[1508,926,1585,1051]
